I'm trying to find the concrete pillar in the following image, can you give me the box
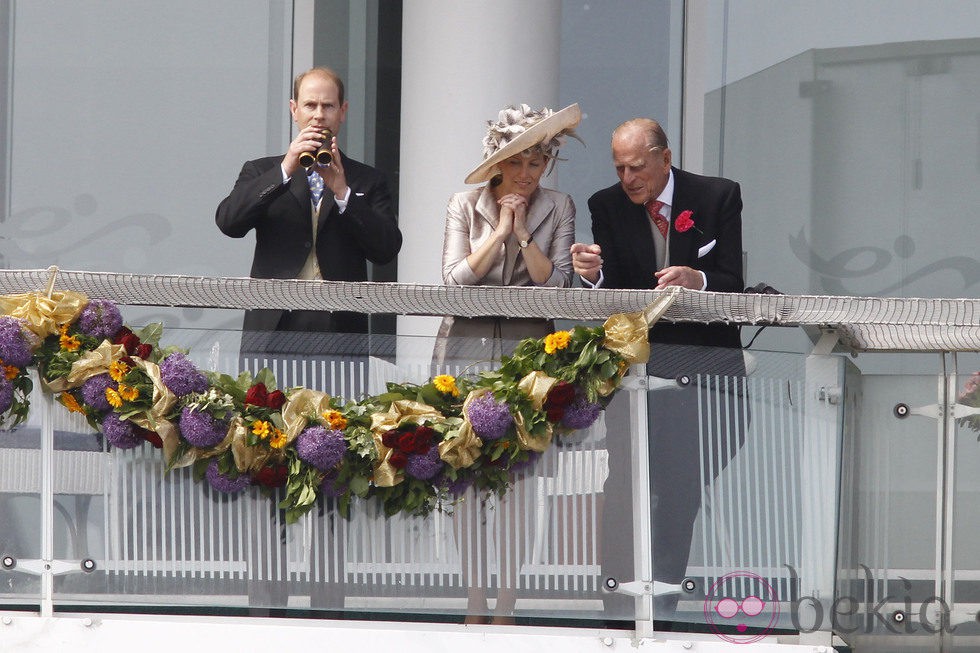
[397,0,563,345]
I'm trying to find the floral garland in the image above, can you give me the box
[0,287,672,523]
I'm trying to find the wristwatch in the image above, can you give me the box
[519,236,533,249]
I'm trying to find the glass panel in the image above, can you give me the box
[0,373,44,606]
[646,344,826,640]
[951,352,980,649]
[836,360,944,651]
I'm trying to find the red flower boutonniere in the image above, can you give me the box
[674,210,701,234]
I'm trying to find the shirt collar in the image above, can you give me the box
[656,168,675,213]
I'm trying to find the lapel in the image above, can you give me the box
[475,185,499,230]
[667,167,697,267]
[622,193,658,277]
[524,188,555,238]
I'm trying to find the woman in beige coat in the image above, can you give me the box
[435,104,582,624]
[434,103,582,368]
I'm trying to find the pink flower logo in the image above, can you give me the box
[674,210,696,233]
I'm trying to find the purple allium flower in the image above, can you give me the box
[466,393,512,441]
[0,375,13,414]
[405,445,443,480]
[319,469,347,498]
[101,413,142,449]
[159,353,208,397]
[0,317,32,368]
[77,299,123,340]
[205,458,251,494]
[179,406,229,448]
[296,425,347,471]
[81,373,114,412]
[560,396,602,430]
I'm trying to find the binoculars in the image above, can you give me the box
[299,129,334,168]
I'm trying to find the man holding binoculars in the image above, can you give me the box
[216,66,402,351]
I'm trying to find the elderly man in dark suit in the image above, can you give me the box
[216,66,402,352]
[572,118,746,623]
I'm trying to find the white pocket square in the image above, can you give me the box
[355,192,365,197]
[697,240,716,258]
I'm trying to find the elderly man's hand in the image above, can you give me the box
[655,266,703,290]
[570,242,602,285]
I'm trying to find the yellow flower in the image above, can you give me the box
[269,428,287,449]
[3,364,18,380]
[252,420,271,439]
[109,361,130,382]
[433,374,459,397]
[117,383,139,402]
[105,388,122,408]
[60,332,81,352]
[543,330,572,355]
[60,392,85,415]
[323,410,347,430]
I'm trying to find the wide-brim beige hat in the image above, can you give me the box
[464,103,582,184]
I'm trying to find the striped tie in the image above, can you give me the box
[646,199,669,239]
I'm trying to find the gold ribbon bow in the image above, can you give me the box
[282,388,334,444]
[43,339,128,393]
[602,288,679,366]
[0,290,88,340]
[370,399,444,488]
[438,390,486,469]
[515,371,558,451]
[131,358,180,462]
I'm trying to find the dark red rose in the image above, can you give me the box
[266,390,286,410]
[397,432,415,451]
[254,464,288,488]
[544,382,576,410]
[413,426,435,453]
[546,407,565,422]
[116,331,141,355]
[245,383,268,407]
[112,327,133,345]
[389,451,408,469]
[135,343,153,359]
[138,426,163,449]
[381,429,401,448]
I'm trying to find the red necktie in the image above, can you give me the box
[645,199,669,239]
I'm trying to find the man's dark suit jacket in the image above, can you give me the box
[216,152,402,335]
[592,167,747,589]
[588,166,744,376]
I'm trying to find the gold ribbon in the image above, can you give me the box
[130,357,179,461]
[602,288,679,366]
[282,388,333,444]
[43,340,128,393]
[514,371,558,451]
[230,416,280,473]
[514,410,553,452]
[438,390,486,469]
[0,290,88,340]
[517,371,558,410]
[370,399,445,488]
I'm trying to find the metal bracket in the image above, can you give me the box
[818,385,842,404]
[1,556,96,577]
[603,577,681,597]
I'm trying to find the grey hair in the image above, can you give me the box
[614,118,669,151]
